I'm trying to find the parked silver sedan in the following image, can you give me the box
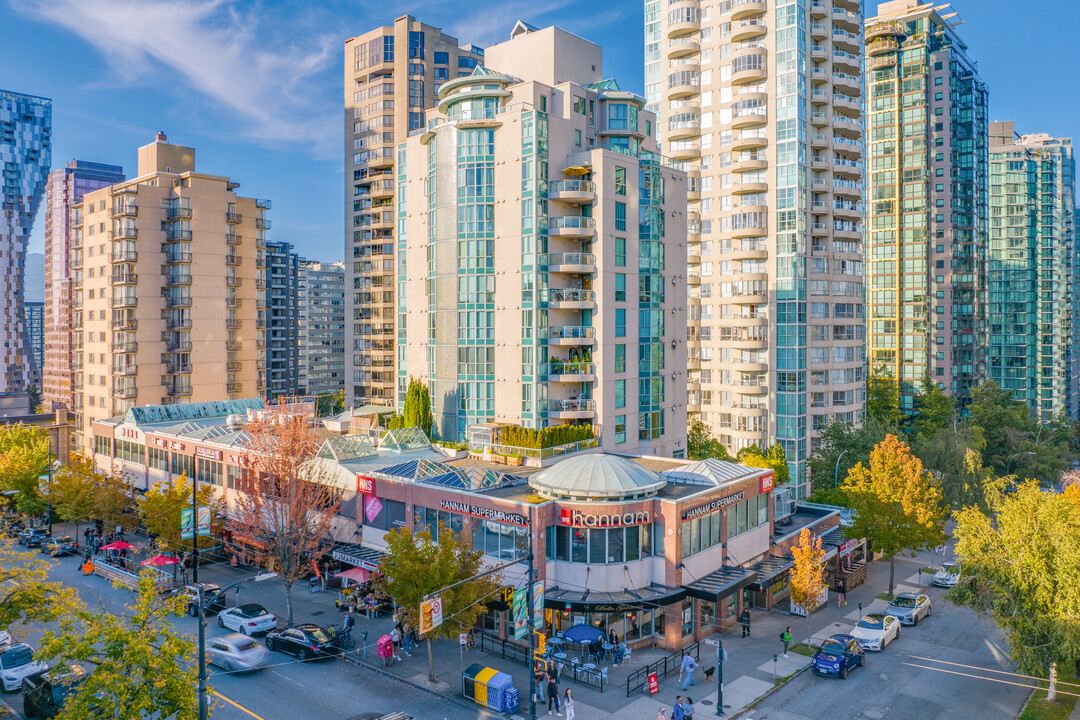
[885,592,932,626]
[206,633,269,673]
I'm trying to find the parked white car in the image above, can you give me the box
[933,561,961,588]
[217,604,277,635]
[885,593,932,626]
[0,644,46,692]
[850,613,900,651]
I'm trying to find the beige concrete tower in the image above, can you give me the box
[344,16,484,410]
[72,134,266,450]
[398,24,689,457]
[647,0,867,495]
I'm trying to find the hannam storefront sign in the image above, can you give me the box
[439,499,529,526]
[681,491,745,521]
[558,508,651,528]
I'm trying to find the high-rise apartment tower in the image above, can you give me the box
[398,24,688,455]
[42,160,125,414]
[988,122,1076,421]
[299,261,346,397]
[864,1,989,410]
[0,90,51,394]
[646,0,867,493]
[265,240,300,401]
[344,16,484,409]
[73,134,267,450]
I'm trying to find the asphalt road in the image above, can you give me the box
[742,584,1030,720]
[3,542,486,720]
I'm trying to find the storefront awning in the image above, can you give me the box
[820,527,845,561]
[684,566,758,602]
[746,556,794,592]
[330,543,386,572]
[544,584,685,613]
[335,567,370,583]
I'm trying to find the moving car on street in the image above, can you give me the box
[40,537,78,557]
[264,624,335,661]
[850,613,900,651]
[0,643,46,692]
[811,635,865,679]
[206,633,269,673]
[933,561,962,588]
[21,665,87,718]
[168,584,227,617]
[217,604,277,635]
[18,529,50,548]
[885,592,932,626]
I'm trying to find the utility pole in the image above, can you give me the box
[191,474,198,583]
[716,637,725,717]
[526,513,536,720]
[46,437,53,534]
[197,584,208,720]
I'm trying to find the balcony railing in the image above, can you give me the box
[547,288,596,303]
[255,217,271,230]
[544,361,596,376]
[547,252,596,268]
[226,212,242,224]
[167,339,192,352]
[167,318,191,330]
[167,274,192,285]
[548,216,595,231]
[549,180,596,194]
[549,326,595,340]
[111,341,138,354]
[549,398,595,412]
[226,232,241,245]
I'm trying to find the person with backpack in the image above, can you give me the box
[671,696,685,720]
[781,627,793,658]
[739,608,752,637]
[546,670,562,716]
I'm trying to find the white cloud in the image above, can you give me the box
[13,0,339,155]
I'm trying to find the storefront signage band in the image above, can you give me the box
[558,508,650,528]
[150,437,186,452]
[356,475,375,495]
[682,491,745,521]
[439,499,528,526]
[195,447,222,461]
[332,549,379,571]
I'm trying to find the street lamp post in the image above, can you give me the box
[834,449,849,489]
[197,572,277,720]
[1006,451,1036,477]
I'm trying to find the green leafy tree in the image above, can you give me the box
[687,421,732,461]
[842,434,947,595]
[375,522,500,683]
[0,424,50,516]
[315,389,345,417]
[808,416,897,494]
[37,572,198,720]
[26,385,42,414]
[912,374,955,439]
[948,483,1080,700]
[965,380,1032,474]
[866,366,901,426]
[402,377,434,437]
[92,472,138,535]
[138,475,223,554]
[44,455,99,538]
[737,443,790,485]
[909,427,994,511]
[0,538,76,632]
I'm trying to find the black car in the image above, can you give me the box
[18,529,50,548]
[168,584,226,617]
[40,537,78,557]
[264,624,335,661]
[21,665,87,719]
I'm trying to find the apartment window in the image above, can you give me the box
[408,31,424,59]
[433,67,449,81]
[615,380,626,409]
[934,92,943,101]
[574,129,582,147]
[615,238,626,266]
[433,51,449,65]
[615,167,626,195]
[615,309,626,337]
[573,96,586,114]
[409,79,424,107]
[409,62,424,75]
[409,112,424,131]
[458,56,478,69]
[615,344,626,373]
[615,202,627,231]
[615,415,627,444]
[615,273,626,302]
[539,95,547,113]
[934,76,943,85]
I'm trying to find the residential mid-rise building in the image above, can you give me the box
[398,24,688,456]
[42,160,126,413]
[865,1,989,411]
[265,240,300,401]
[23,301,43,389]
[345,16,484,409]
[647,0,867,493]
[0,90,51,393]
[72,133,267,450]
[299,260,346,397]
[988,122,1076,421]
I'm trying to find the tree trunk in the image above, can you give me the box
[427,637,436,683]
[807,613,813,650]
[1048,661,1057,701]
[283,579,295,627]
[888,555,896,596]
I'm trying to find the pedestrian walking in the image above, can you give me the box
[657,707,667,720]
[671,696,685,720]
[534,672,546,705]
[389,626,403,661]
[679,651,698,690]
[836,578,847,608]
[739,608,751,637]
[781,627,793,658]
[546,670,562,715]
[563,688,576,720]
[341,613,355,642]
[401,622,414,656]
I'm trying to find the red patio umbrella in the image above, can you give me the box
[100,541,134,551]
[141,555,180,567]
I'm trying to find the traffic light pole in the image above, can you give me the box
[191,476,198,583]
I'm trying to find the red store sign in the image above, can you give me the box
[356,475,375,495]
[760,472,775,494]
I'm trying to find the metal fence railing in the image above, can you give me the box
[626,641,700,697]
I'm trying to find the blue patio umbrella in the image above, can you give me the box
[562,623,604,645]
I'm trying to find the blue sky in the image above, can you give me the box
[1,0,1077,262]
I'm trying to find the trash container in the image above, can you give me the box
[462,663,517,712]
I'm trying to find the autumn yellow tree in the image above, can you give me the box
[789,527,826,647]
[842,434,947,595]
[138,474,223,555]
[232,410,341,626]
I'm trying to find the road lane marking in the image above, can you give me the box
[901,662,1080,698]
[270,669,306,688]
[210,689,269,719]
[906,655,1080,688]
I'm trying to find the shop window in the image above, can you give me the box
[652,608,665,638]
[571,527,588,563]
[681,598,694,638]
[589,529,606,564]
[700,601,715,629]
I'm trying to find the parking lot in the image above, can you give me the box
[744,584,1031,720]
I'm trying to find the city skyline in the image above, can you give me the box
[1,0,1077,263]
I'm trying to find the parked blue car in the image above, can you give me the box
[811,634,865,679]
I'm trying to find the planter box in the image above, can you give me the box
[507,456,523,467]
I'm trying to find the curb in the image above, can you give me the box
[728,663,813,719]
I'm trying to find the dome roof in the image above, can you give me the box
[529,453,666,501]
